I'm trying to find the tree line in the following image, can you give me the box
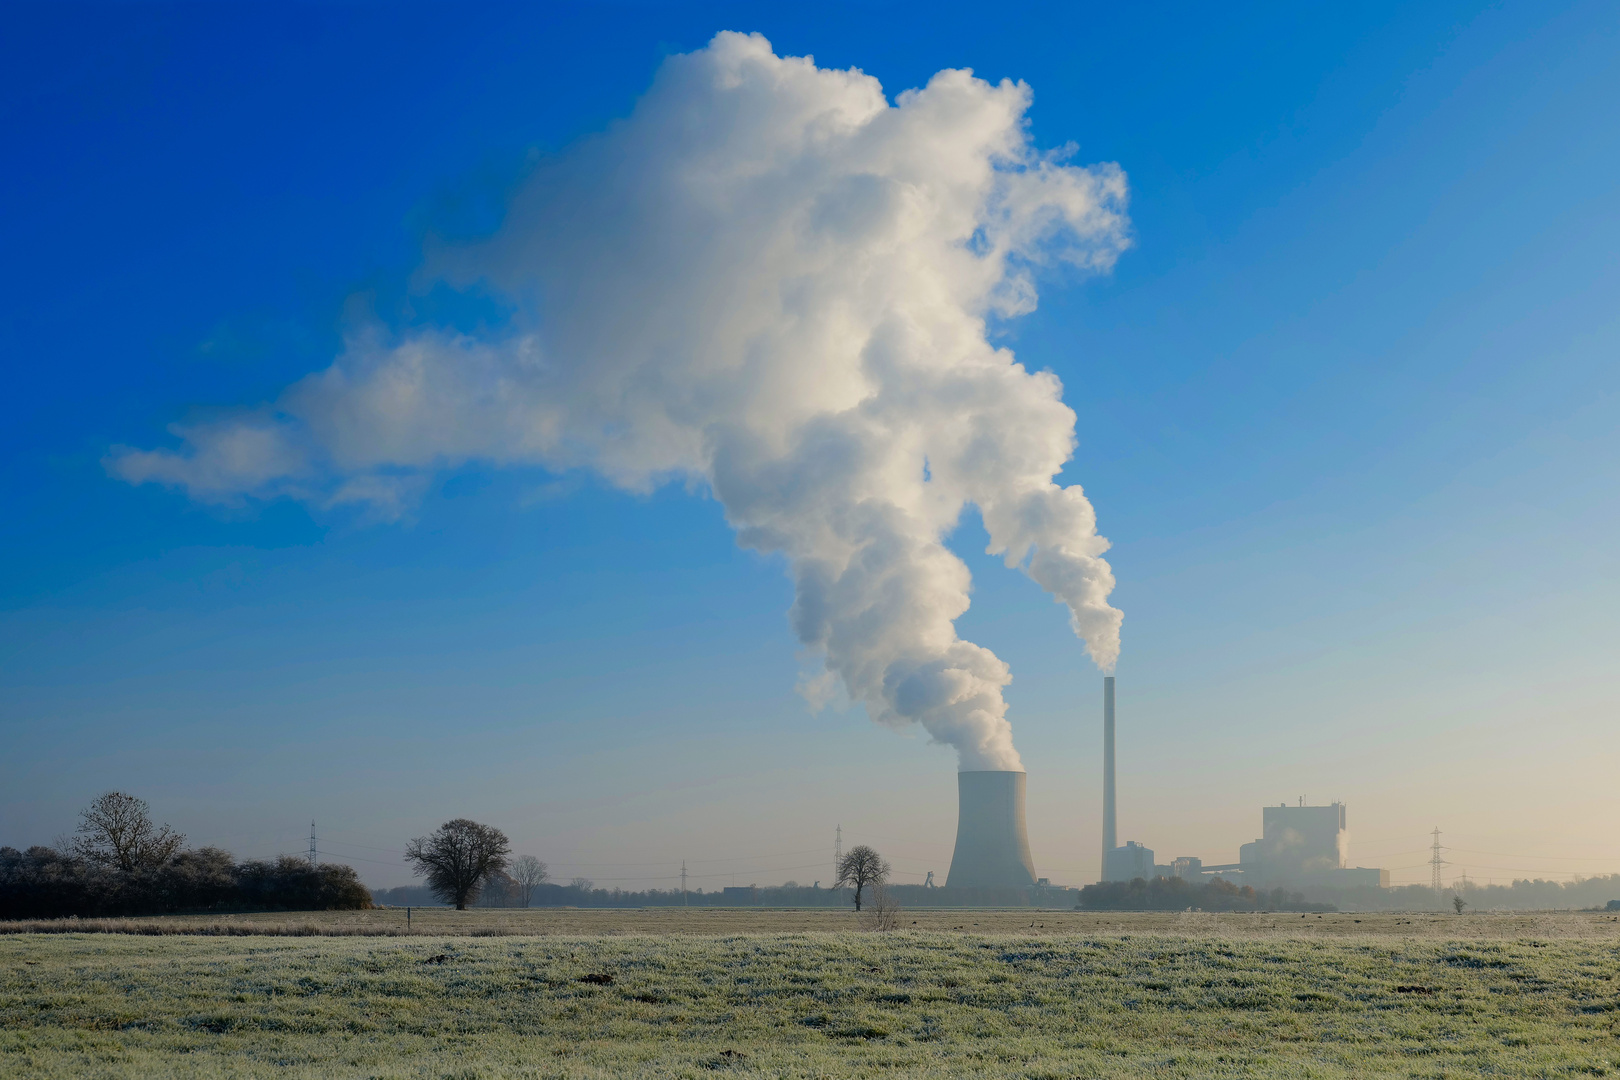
[46,797,1585,920]
[1307,876,1620,913]
[388,826,899,914]
[0,793,370,919]
[391,824,1620,913]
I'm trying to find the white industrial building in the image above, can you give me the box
[1096,679,1387,888]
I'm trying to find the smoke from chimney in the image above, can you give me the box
[106,33,1128,768]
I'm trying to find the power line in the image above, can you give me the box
[315,852,410,868]
[1450,847,1620,863]
[1343,833,1438,846]
[313,836,406,854]
[1347,846,1432,857]
[842,829,951,850]
[687,861,829,880]
[1417,863,1606,877]
[321,834,835,868]
[522,861,839,885]
[495,847,832,869]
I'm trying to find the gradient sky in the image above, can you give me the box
[3,1,1616,892]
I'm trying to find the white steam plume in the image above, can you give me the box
[109,32,1127,770]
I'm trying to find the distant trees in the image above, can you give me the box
[0,793,370,919]
[836,845,890,912]
[473,870,519,908]
[510,856,549,908]
[405,819,512,910]
[369,884,440,907]
[1452,895,1467,915]
[72,792,185,872]
[234,855,372,911]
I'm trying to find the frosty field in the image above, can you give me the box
[4,913,1619,1078]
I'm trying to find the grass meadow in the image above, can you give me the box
[4,912,1619,1078]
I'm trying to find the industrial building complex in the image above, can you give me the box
[1097,676,1389,889]
[941,675,1390,891]
[1102,800,1389,888]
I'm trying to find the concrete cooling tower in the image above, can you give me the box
[945,770,1037,888]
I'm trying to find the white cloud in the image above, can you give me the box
[107,411,312,504]
[109,31,1129,768]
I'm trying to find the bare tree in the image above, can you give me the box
[860,882,902,931]
[510,855,549,907]
[835,845,890,912]
[569,876,594,893]
[72,792,185,872]
[404,819,511,910]
[474,869,518,907]
[1453,894,1467,915]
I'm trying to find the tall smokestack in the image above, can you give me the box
[1101,675,1116,881]
[946,771,1037,888]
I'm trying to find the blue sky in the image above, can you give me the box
[3,1,1616,890]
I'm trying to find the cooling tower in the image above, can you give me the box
[945,770,1037,889]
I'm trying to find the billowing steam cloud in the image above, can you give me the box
[110,32,1126,770]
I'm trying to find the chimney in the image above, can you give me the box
[1101,675,1116,881]
[945,770,1037,888]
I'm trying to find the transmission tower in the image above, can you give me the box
[834,824,842,882]
[1430,827,1445,898]
[308,820,318,867]
[680,861,688,907]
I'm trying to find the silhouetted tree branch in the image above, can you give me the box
[404,819,511,910]
[835,845,889,912]
[510,855,548,908]
[72,792,184,872]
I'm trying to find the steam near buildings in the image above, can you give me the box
[1095,679,1389,890]
[1101,801,1387,889]
[104,32,1403,897]
[938,674,1392,893]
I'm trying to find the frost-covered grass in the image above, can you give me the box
[10,907,1620,937]
[3,928,1619,1078]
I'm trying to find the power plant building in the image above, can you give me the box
[1101,802,1387,888]
[1093,678,1387,889]
[1234,802,1388,888]
[1241,802,1347,878]
[930,678,1390,893]
[1103,840,1155,883]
